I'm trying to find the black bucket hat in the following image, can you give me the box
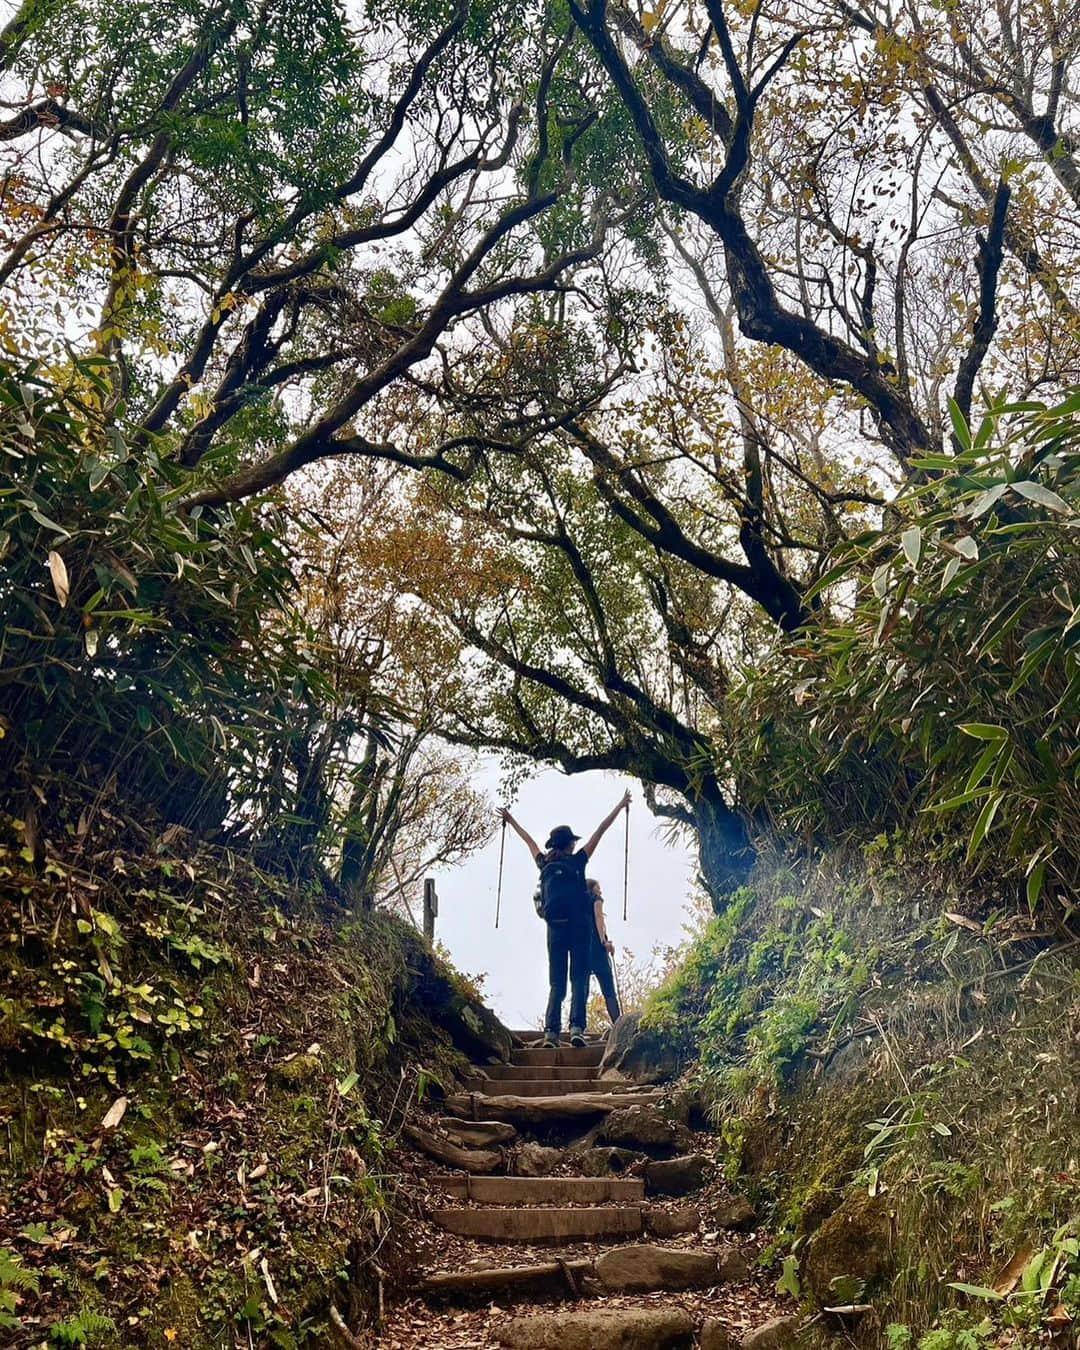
[545,825,580,850]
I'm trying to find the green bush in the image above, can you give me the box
[0,358,378,875]
[731,394,1080,911]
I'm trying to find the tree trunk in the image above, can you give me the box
[692,777,755,910]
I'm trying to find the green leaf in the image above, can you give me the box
[967,791,1004,860]
[901,525,922,566]
[964,741,1003,793]
[947,1282,1002,1301]
[948,399,973,450]
[958,723,1008,742]
[1009,479,1070,513]
[967,483,1007,517]
[337,1071,359,1097]
[776,1254,801,1299]
[1026,860,1046,911]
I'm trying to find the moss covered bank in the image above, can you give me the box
[0,808,501,1348]
[642,843,1079,1349]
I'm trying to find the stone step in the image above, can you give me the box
[464,1077,611,1097]
[511,1045,605,1067]
[483,1063,601,1081]
[433,1174,645,1205]
[430,1205,643,1241]
[506,1030,605,1044]
[421,1258,594,1301]
[494,1307,695,1348]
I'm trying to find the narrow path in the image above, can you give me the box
[378,1033,792,1348]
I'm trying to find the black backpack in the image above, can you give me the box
[534,855,587,924]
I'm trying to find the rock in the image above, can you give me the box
[272,1052,321,1084]
[803,1192,892,1306]
[594,1244,717,1293]
[598,1011,681,1084]
[597,1104,692,1156]
[575,1146,644,1176]
[741,1316,799,1349]
[714,1194,757,1231]
[438,1118,517,1148]
[717,1247,751,1282]
[643,1204,700,1238]
[495,1307,695,1349]
[644,1153,710,1197]
[513,1143,563,1176]
[699,1321,739,1350]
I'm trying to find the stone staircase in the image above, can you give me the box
[382,1031,797,1349]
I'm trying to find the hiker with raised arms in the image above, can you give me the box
[499,792,630,1048]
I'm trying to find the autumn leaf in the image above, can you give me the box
[48,549,69,607]
[992,1244,1033,1296]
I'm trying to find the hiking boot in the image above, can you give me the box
[569,1031,586,1048]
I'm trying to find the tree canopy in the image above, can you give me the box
[1,0,1077,907]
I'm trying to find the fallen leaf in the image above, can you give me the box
[260,1256,278,1305]
[992,1244,1034,1296]
[100,1096,128,1131]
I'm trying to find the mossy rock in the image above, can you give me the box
[802,1190,893,1306]
[273,1052,322,1085]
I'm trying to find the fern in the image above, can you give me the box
[0,1246,39,1330]
[50,1310,117,1346]
[0,1247,39,1293]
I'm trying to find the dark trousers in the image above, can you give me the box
[544,919,591,1037]
[590,930,621,1023]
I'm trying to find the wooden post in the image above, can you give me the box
[423,877,438,943]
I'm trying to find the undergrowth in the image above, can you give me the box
[0,798,471,1348]
[643,841,1080,1347]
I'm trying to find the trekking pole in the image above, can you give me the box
[495,817,507,929]
[622,798,630,922]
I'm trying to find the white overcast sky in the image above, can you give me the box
[432,756,695,1028]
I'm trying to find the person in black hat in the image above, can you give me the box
[500,792,630,1047]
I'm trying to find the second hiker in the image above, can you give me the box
[500,792,630,1047]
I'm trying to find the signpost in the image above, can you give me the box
[423,877,438,943]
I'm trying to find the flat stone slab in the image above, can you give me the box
[494,1307,695,1349]
[464,1077,621,1097]
[431,1205,642,1241]
[434,1175,645,1205]
[485,1064,603,1081]
[444,1090,665,1126]
[511,1046,605,1067]
[594,1243,718,1292]
[422,1258,593,1301]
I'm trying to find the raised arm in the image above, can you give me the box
[499,807,542,861]
[582,790,631,859]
